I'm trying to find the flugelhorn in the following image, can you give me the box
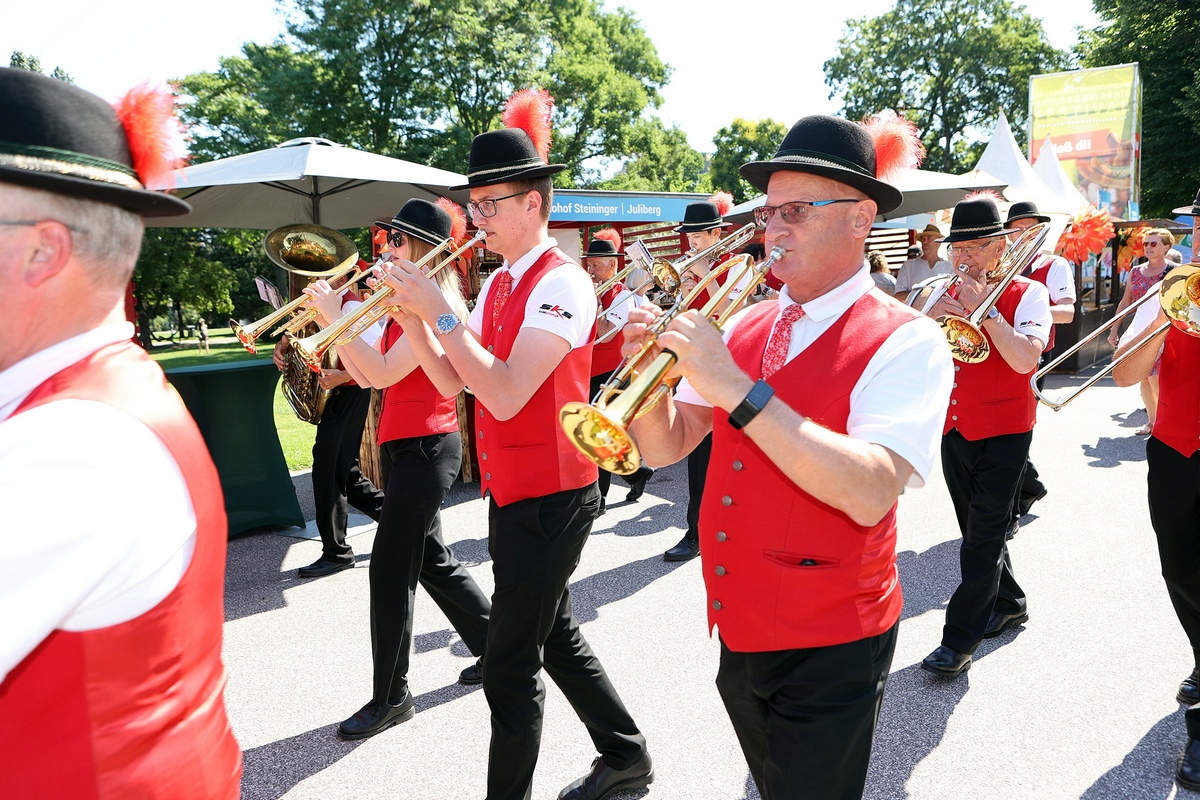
[290,231,485,372]
[1031,263,1200,410]
[649,223,757,295]
[560,246,784,475]
[935,223,1050,363]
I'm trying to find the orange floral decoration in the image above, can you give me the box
[1055,206,1115,264]
[1116,226,1146,274]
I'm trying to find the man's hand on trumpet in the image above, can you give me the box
[302,280,346,327]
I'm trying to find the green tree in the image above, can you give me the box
[10,51,73,82]
[134,229,236,345]
[597,117,706,192]
[1077,0,1200,218]
[824,0,1069,173]
[709,118,789,203]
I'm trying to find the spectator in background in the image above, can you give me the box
[895,222,952,298]
[868,250,896,292]
[197,318,209,354]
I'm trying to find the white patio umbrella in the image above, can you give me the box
[147,137,468,230]
[726,167,1008,226]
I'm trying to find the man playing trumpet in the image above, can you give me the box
[623,114,952,800]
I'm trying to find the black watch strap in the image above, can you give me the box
[728,380,775,430]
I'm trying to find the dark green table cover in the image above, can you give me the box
[165,360,304,537]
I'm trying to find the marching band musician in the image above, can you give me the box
[381,90,651,800]
[919,193,1052,678]
[624,114,952,800]
[303,199,491,740]
[0,69,241,797]
[272,268,385,579]
[584,229,653,515]
[1112,186,1200,791]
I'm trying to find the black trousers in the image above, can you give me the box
[1147,437,1200,667]
[588,372,640,499]
[369,433,491,705]
[941,429,1030,654]
[716,626,898,800]
[685,432,714,540]
[311,385,385,561]
[484,484,646,800]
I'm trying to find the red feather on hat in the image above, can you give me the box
[593,228,622,250]
[502,88,555,164]
[112,82,188,190]
[708,192,734,217]
[862,112,924,180]
[437,197,468,243]
[1056,206,1114,264]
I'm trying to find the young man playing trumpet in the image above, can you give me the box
[919,193,1052,678]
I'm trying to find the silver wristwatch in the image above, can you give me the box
[435,313,461,336]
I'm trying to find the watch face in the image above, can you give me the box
[437,314,459,334]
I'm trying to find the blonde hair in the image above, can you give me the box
[408,236,468,320]
[1144,228,1175,247]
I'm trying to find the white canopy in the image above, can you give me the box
[971,110,1075,216]
[1030,135,1092,215]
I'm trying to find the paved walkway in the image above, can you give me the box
[224,373,1194,799]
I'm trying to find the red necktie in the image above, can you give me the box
[491,269,514,326]
[761,304,806,378]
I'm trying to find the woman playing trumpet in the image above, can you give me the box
[304,199,491,740]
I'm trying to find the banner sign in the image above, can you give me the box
[550,192,699,223]
[1029,63,1142,220]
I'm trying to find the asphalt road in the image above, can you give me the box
[223,372,1195,800]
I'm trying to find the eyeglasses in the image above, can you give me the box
[386,231,406,249]
[467,191,527,218]
[1144,241,1162,247]
[752,199,860,227]
[947,241,996,256]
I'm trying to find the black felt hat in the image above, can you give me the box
[0,67,190,217]
[377,199,451,246]
[1006,200,1051,224]
[738,115,903,215]
[583,238,624,258]
[673,201,732,233]
[449,128,566,191]
[939,195,1014,244]
[1172,187,1200,217]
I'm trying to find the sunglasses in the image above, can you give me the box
[386,231,406,249]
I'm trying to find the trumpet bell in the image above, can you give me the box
[229,320,259,354]
[264,224,359,275]
[936,315,990,364]
[1162,266,1200,335]
[559,402,642,475]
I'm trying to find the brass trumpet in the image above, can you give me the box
[649,223,757,295]
[1032,264,1200,410]
[290,231,485,372]
[560,247,784,475]
[935,223,1050,364]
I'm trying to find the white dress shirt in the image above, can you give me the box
[895,257,953,293]
[0,323,195,683]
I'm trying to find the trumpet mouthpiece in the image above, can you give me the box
[768,246,785,260]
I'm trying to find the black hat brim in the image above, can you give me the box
[375,216,446,247]
[673,220,732,233]
[738,160,903,216]
[939,227,1015,244]
[1171,204,1200,217]
[1007,212,1051,224]
[0,165,191,218]
[448,163,566,192]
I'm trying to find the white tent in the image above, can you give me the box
[1030,135,1092,215]
[971,110,1075,216]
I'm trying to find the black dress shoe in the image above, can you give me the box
[337,695,415,740]
[664,535,699,562]
[459,657,483,685]
[558,752,654,800]
[1018,487,1048,517]
[983,609,1029,639]
[624,466,654,502]
[298,555,354,578]
[1179,668,1200,705]
[1179,738,1200,791]
[921,645,972,677]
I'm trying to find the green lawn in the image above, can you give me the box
[148,334,316,470]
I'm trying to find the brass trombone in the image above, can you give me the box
[935,223,1050,364]
[560,246,784,475]
[1031,264,1200,410]
[290,231,485,372]
[649,223,757,295]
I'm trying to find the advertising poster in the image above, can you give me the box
[1029,64,1142,220]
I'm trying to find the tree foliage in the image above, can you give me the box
[597,118,707,193]
[1077,0,1200,218]
[823,0,1069,173]
[10,51,73,83]
[709,118,789,203]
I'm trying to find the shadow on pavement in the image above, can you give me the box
[240,724,364,800]
[568,554,685,625]
[1081,435,1148,468]
[896,540,961,623]
[1081,711,1185,799]
[600,500,682,538]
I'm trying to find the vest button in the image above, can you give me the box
[487,345,495,353]
[485,472,492,481]
[712,600,722,611]
[479,431,484,439]
[721,495,732,506]
[479,409,485,418]
[715,566,726,576]
[950,399,957,405]
[952,383,958,389]
[732,460,743,471]
[716,531,727,542]
[951,415,958,421]
[481,452,488,460]
[498,325,503,332]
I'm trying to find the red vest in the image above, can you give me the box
[592,282,627,377]
[0,342,240,800]
[1026,255,1059,351]
[691,251,734,309]
[477,248,598,506]
[1154,326,1200,457]
[376,320,458,443]
[942,279,1039,440]
[701,293,921,651]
